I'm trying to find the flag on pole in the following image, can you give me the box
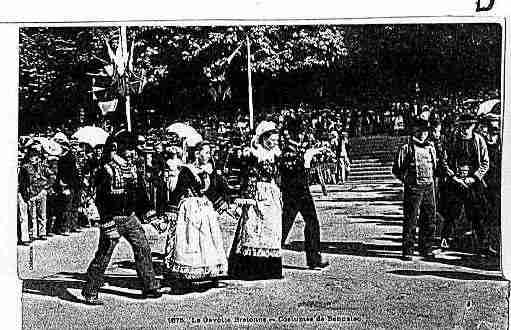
[246,35,254,130]
[98,99,118,116]
[128,41,135,73]
[104,64,114,77]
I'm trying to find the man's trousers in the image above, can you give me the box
[83,215,158,297]
[402,183,436,255]
[281,188,322,265]
[441,181,489,246]
[28,190,47,239]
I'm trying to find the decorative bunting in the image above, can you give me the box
[98,99,118,116]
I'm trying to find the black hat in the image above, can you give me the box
[25,146,40,159]
[105,129,137,154]
[456,113,478,125]
[283,117,302,138]
[411,117,430,130]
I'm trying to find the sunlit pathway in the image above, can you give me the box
[19,181,508,329]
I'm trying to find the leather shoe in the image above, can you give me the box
[142,289,163,299]
[308,260,330,269]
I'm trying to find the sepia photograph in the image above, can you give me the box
[16,21,507,329]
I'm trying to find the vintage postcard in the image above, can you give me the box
[3,1,511,329]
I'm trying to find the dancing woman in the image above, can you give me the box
[163,140,228,289]
[228,121,283,280]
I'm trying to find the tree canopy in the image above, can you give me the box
[18,23,502,132]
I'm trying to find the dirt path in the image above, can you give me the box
[19,181,508,329]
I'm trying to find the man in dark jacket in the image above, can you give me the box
[441,113,494,256]
[55,135,81,234]
[280,117,329,269]
[428,118,448,240]
[18,146,49,240]
[393,117,438,260]
[82,130,161,305]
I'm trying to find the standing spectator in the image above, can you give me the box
[55,133,81,234]
[150,143,167,214]
[45,155,59,235]
[393,118,437,261]
[481,120,501,250]
[75,142,91,227]
[441,113,494,255]
[17,150,30,245]
[18,146,48,240]
[337,132,351,183]
[427,119,448,241]
[353,111,363,137]
[393,111,405,136]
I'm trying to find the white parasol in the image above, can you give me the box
[477,99,501,116]
[33,137,63,156]
[166,122,202,147]
[72,126,109,148]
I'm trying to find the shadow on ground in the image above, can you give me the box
[283,241,502,274]
[22,268,223,304]
[389,269,506,282]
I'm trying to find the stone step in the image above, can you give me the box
[350,150,397,157]
[346,179,402,185]
[349,165,393,171]
[350,160,392,166]
[348,174,397,181]
[350,153,397,159]
[351,151,396,156]
[349,136,408,156]
[351,159,392,165]
[348,169,392,176]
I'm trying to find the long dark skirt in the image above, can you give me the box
[228,254,282,281]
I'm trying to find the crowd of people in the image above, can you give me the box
[393,109,501,260]
[17,106,354,247]
[17,91,502,304]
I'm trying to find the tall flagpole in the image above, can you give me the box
[121,26,132,132]
[246,35,254,130]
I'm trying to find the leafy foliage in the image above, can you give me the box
[18,24,502,131]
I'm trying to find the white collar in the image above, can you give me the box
[252,145,281,162]
[112,154,127,167]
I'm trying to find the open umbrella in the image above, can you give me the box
[477,99,501,116]
[166,122,202,147]
[33,137,63,156]
[72,126,109,148]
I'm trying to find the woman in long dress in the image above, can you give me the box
[228,121,283,280]
[163,141,228,289]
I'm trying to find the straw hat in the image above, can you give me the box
[254,121,278,141]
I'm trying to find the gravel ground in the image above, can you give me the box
[19,181,508,329]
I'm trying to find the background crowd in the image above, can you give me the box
[17,87,502,262]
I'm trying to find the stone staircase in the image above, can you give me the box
[348,135,409,182]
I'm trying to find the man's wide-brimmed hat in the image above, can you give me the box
[52,132,69,146]
[254,121,278,141]
[456,113,479,125]
[411,117,430,130]
[104,129,137,153]
[282,116,302,136]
